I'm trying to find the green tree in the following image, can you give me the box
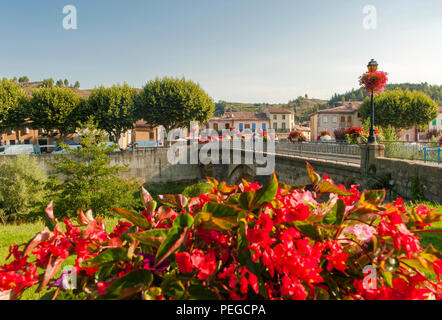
[0,79,28,138]
[41,78,55,88]
[27,86,86,140]
[18,76,29,84]
[87,84,137,142]
[74,81,80,89]
[359,88,438,129]
[56,79,64,87]
[64,79,69,87]
[0,155,47,223]
[46,120,141,218]
[136,77,215,131]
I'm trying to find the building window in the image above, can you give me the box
[341,116,345,123]
[282,115,286,120]
[273,123,278,129]
[225,123,230,129]
[332,117,337,123]
[149,132,154,140]
[322,117,328,123]
[347,116,352,122]
[9,140,15,145]
[282,123,286,129]
[24,140,31,144]
[273,115,277,120]
[245,124,251,129]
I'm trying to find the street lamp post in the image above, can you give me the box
[367,59,378,144]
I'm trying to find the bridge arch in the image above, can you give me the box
[228,164,256,185]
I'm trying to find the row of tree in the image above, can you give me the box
[0,77,215,143]
[42,78,80,89]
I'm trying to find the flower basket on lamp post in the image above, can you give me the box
[359,59,388,144]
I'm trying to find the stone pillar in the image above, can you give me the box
[360,143,385,174]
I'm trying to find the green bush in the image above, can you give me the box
[0,155,47,222]
[46,120,142,218]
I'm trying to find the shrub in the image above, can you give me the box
[0,155,47,223]
[320,131,331,137]
[333,128,346,141]
[1,163,441,300]
[46,120,141,218]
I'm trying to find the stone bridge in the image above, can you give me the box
[2,143,441,202]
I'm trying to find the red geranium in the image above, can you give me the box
[359,71,388,94]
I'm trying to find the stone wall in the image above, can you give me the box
[373,157,442,203]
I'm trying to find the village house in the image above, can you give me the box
[206,110,270,133]
[264,107,295,133]
[310,101,362,140]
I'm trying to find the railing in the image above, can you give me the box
[276,140,361,156]
[380,141,440,163]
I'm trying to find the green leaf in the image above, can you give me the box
[110,208,151,230]
[202,202,247,218]
[131,229,169,248]
[306,162,320,185]
[253,172,278,206]
[360,190,386,205]
[162,279,186,299]
[381,271,393,287]
[238,172,278,211]
[188,284,218,300]
[172,212,194,229]
[194,212,238,231]
[155,213,193,267]
[100,269,153,300]
[81,247,129,268]
[318,181,354,196]
[294,221,322,241]
[323,199,346,225]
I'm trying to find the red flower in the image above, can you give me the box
[175,252,194,274]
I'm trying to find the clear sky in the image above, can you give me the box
[0,0,441,103]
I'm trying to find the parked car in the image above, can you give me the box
[128,140,164,150]
[0,144,41,155]
[52,145,82,154]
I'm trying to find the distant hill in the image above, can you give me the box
[18,81,93,99]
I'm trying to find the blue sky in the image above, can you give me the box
[0,0,441,103]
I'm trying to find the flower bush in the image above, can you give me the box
[320,131,331,137]
[359,71,388,94]
[345,127,365,144]
[288,130,306,143]
[1,163,442,300]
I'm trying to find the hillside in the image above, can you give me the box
[329,83,442,106]
[18,82,93,99]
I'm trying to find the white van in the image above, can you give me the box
[1,144,41,155]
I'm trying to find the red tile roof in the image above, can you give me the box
[266,107,294,114]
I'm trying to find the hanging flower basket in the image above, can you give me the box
[288,130,306,143]
[345,127,365,144]
[359,71,388,94]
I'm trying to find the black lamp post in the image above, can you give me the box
[367,59,378,144]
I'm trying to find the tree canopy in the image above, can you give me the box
[359,88,439,129]
[87,83,137,142]
[0,78,28,130]
[136,77,214,130]
[27,86,86,139]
